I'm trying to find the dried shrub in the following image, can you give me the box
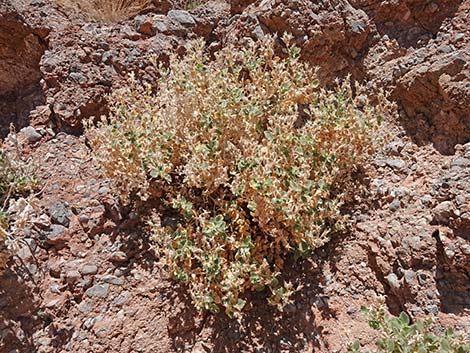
[0,141,38,269]
[86,35,388,316]
[57,0,152,23]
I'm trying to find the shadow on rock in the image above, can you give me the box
[369,0,462,48]
[0,262,41,352]
[166,238,346,353]
[434,230,470,315]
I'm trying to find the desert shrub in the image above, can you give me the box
[86,35,387,316]
[0,144,37,268]
[347,306,470,353]
[57,0,152,23]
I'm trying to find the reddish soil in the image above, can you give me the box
[0,0,469,352]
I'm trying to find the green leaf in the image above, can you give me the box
[234,298,246,311]
[203,215,227,239]
[440,338,451,351]
[399,312,410,326]
[280,82,290,94]
[415,320,424,331]
[174,269,188,282]
[264,130,274,142]
[269,277,279,288]
[247,201,257,212]
[200,112,213,129]
[250,273,260,284]
[290,46,301,59]
[384,339,395,351]
[195,62,207,73]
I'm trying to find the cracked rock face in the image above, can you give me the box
[0,1,44,96]
[218,0,470,154]
[0,0,46,137]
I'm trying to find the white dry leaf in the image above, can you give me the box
[7,196,50,235]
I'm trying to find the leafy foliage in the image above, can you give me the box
[347,306,470,353]
[86,35,387,316]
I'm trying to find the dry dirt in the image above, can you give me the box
[0,0,469,352]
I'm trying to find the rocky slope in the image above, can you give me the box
[0,0,469,352]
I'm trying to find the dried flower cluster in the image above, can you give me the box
[86,35,386,316]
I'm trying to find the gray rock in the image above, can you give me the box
[120,25,141,40]
[78,300,93,313]
[425,304,439,315]
[16,239,36,261]
[112,290,131,306]
[386,273,401,292]
[48,201,72,227]
[153,19,168,33]
[76,278,93,288]
[80,264,98,275]
[109,251,128,263]
[463,142,470,157]
[389,199,401,212]
[348,18,367,34]
[252,25,264,40]
[63,259,84,272]
[454,32,465,42]
[385,141,405,156]
[402,269,416,285]
[85,284,109,298]
[116,309,125,320]
[433,201,454,223]
[168,10,196,26]
[82,317,95,330]
[114,267,128,277]
[50,283,61,294]
[102,275,123,286]
[135,15,156,35]
[66,270,82,282]
[98,186,108,195]
[69,72,87,84]
[385,159,406,170]
[455,193,469,206]
[391,187,409,199]
[102,51,117,64]
[44,298,62,309]
[20,126,42,143]
[45,225,68,244]
[26,263,38,274]
[417,271,430,286]
[420,194,433,207]
[78,214,89,224]
[75,184,87,193]
[451,157,470,169]
[36,336,52,346]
